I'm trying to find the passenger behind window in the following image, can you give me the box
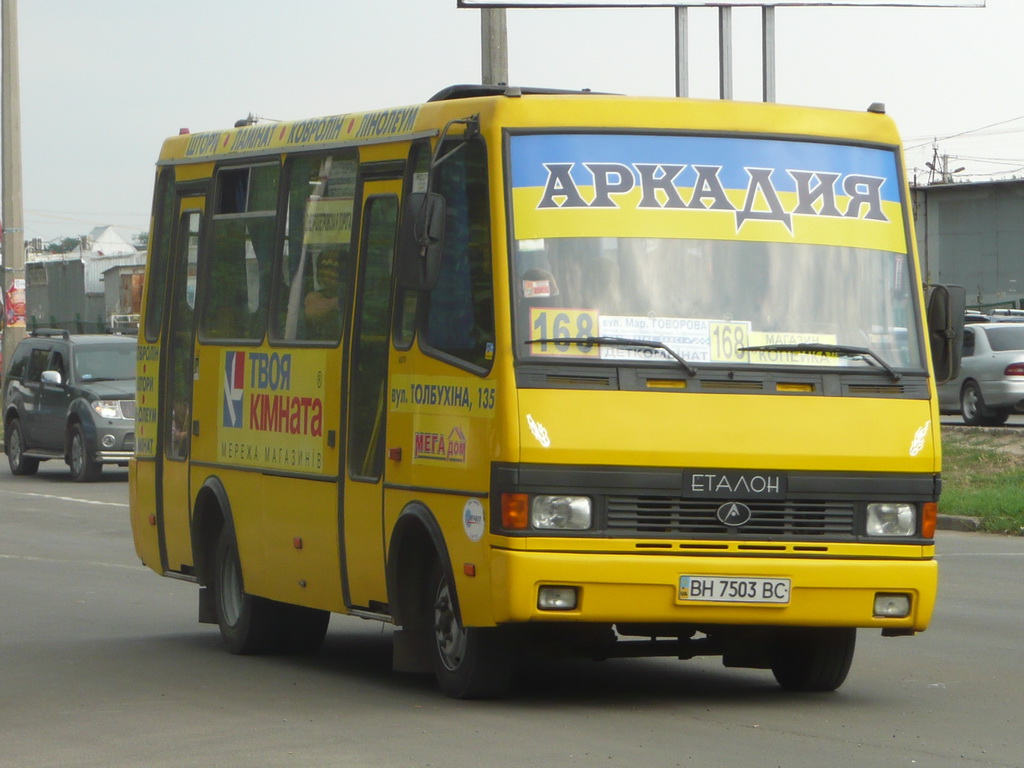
[303,248,343,340]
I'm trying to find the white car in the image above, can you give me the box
[938,323,1024,425]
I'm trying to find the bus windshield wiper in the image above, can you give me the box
[527,336,697,377]
[737,343,901,381]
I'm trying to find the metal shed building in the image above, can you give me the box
[913,178,1024,311]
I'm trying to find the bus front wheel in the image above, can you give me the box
[770,627,856,692]
[428,560,514,699]
[213,527,282,654]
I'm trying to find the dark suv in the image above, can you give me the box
[3,330,137,481]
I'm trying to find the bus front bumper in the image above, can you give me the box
[488,548,937,632]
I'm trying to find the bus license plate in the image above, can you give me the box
[678,576,790,604]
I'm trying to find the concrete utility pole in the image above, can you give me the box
[481,8,508,86]
[2,0,27,366]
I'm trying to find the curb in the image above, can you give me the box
[936,514,982,532]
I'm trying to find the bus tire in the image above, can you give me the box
[213,526,282,655]
[770,627,856,692]
[428,560,514,699]
[6,419,40,476]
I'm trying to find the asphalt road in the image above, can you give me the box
[2,460,1023,768]
[940,413,1024,428]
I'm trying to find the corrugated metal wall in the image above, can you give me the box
[914,180,1024,310]
[26,260,107,333]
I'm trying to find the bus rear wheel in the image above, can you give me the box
[428,560,514,699]
[770,627,856,692]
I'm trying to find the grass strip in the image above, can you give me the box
[940,427,1024,534]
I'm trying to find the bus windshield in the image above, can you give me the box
[513,237,921,371]
[508,132,923,372]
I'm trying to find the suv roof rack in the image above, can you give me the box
[427,84,606,102]
[30,328,71,339]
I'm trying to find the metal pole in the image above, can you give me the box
[718,6,733,100]
[674,7,689,98]
[481,8,508,86]
[2,0,27,368]
[762,5,777,103]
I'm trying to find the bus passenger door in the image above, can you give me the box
[343,181,401,609]
[157,200,203,574]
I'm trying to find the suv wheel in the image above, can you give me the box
[6,419,40,476]
[69,423,102,482]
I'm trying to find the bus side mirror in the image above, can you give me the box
[926,284,965,384]
[397,192,446,291]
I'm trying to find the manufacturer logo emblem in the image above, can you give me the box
[716,501,753,527]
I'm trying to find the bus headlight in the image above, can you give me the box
[866,503,916,536]
[531,496,592,530]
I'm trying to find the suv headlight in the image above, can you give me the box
[531,496,592,530]
[92,400,124,419]
[866,503,916,536]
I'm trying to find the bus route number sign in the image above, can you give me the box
[529,308,600,357]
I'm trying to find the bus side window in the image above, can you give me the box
[392,144,431,351]
[201,164,278,341]
[271,151,358,344]
[144,168,176,343]
[423,138,494,370]
[349,195,399,480]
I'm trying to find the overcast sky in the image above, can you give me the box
[9,0,1021,244]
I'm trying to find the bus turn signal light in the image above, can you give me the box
[922,502,937,538]
[502,493,529,530]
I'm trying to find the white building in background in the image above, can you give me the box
[26,226,147,332]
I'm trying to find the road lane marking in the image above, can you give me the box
[0,490,129,508]
[0,553,143,570]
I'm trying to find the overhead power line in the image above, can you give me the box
[904,113,1024,152]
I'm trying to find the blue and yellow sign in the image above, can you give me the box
[510,133,907,253]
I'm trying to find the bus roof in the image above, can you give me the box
[157,85,902,166]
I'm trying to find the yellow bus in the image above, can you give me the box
[130,85,964,698]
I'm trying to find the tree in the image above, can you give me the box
[132,231,149,251]
[50,236,83,254]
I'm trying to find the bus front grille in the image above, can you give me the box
[606,496,855,537]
